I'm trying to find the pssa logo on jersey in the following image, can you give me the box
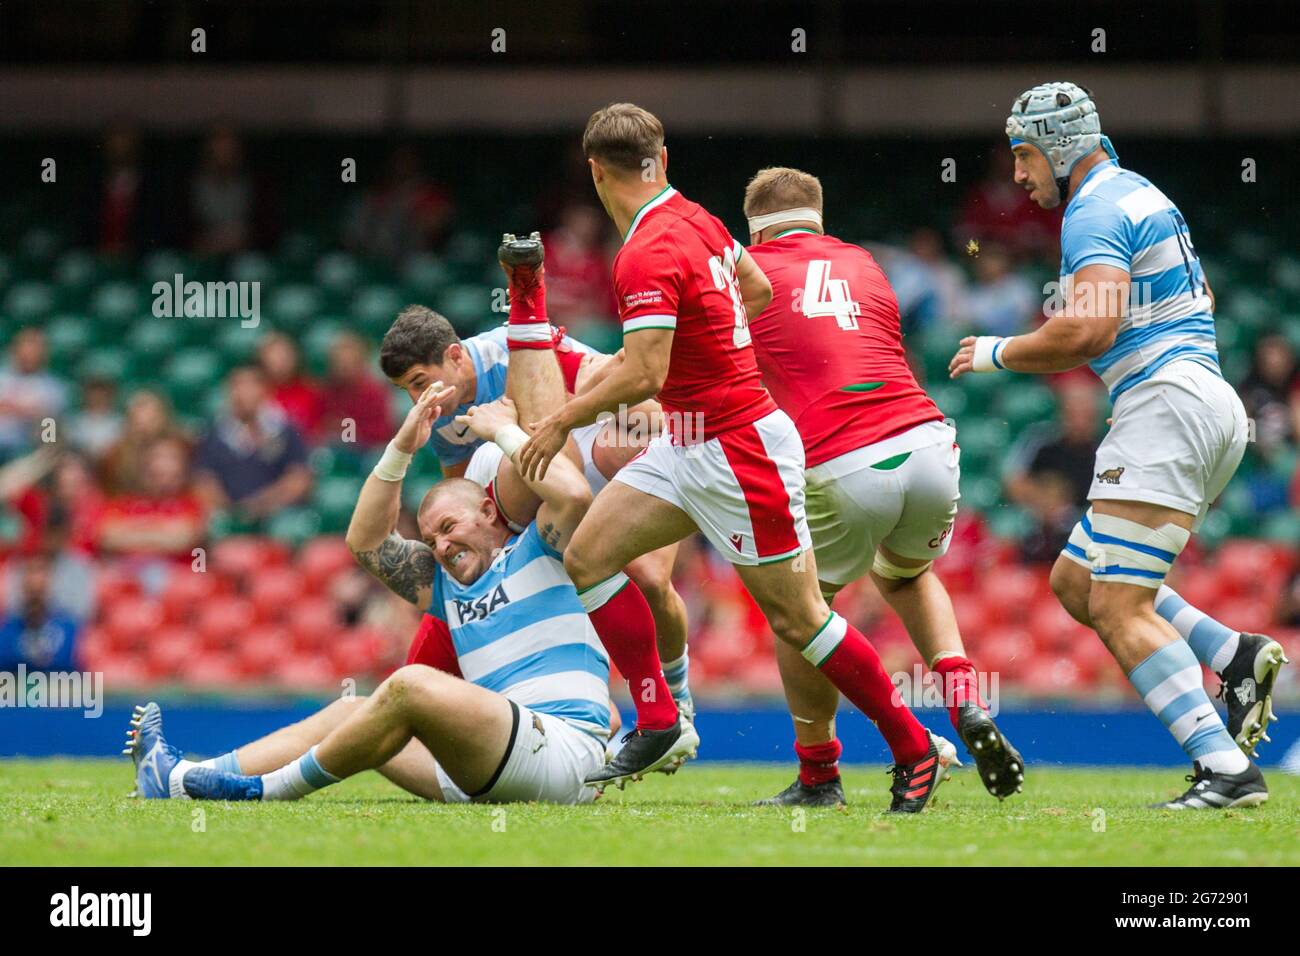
[1095,466,1126,485]
[454,584,511,625]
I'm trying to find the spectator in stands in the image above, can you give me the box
[258,332,322,439]
[66,377,123,463]
[964,243,1040,337]
[0,328,68,463]
[84,119,161,256]
[191,124,275,256]
[98,435,206,573]
[316,332,394,449]
[954,145,1061,261]
[1239,333,1300,455]
[1004,382,1103,563]
[4,515,97,628]
[192,365,312,525]
[0,553,82,673]
[99,389,187,495]
[543,204,618,326]
[344,145,453,261]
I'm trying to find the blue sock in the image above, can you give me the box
[1128,641,1247,774]
[202,750,242,775]
[1154,585,1240,672]
[182,767,265,801]
[662,650,690,702]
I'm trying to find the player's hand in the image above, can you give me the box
[393,381,456,454]
[518,410,570,482]
[949,337,977,379]
[454,396,519,443]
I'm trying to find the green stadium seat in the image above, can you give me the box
[163,348,223,411]
[3,281,54,323]
[402,254,450,299]
[45,314,93,367]
[266,284,323,330]
[1261,512,1300,545]
[53,250,98,294]
[986,505,1036,542]
[264,508,323,549]
[90,281,142,323]
[314,252,361,295]
[351,284,404,331]
[231,252,276,286]
[960,475,1002,513]
[926,383,968,419]
[141,250,192,287]
[126,320,181,360]
[314,475,364,533]
[75,347,131,383]
[438,284,492,329]
[215,323,263,364]
[302,320,345,373]
[997,382,1057,432]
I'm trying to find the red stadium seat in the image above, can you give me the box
[158,567,223,624]
[235,626,293,677]
[103,597,164,653]
[145,628,203,679]
[248,567,307,623]
[287,599,343,651]
[95,565,143,608]
[96,653,152,689]
[330,627,387,678]
[273,656,338,691]
[195,598,256,651]
[211,536,290,581]
[297,536,357,592]
[179,651,246,688]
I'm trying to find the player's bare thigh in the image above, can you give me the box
[564,479,697,590]
[376,664,516,795]
[733,551,831,646]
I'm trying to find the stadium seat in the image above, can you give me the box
[103,597,163,653]
[210,535,290,580]
[145,627,203,678]
[158,566,222,624]
[287,599,343,651]
[195,598,256,651]
[297,536,358,589]
[249,566,307,622]
[236,626,293,677]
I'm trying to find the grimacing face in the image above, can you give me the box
[390,344,473,406]
[1011,143,1060,209]
[417,489,505,586]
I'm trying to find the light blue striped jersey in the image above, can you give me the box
[1060,160,1221,401]
[427,325,597,467]
[428,520,611,739]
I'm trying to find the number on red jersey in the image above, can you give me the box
[708,246,752,348]
[800,259,861,331]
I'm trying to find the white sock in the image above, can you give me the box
[259,746,341,801]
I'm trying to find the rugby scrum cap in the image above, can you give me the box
[1006,81,1118,202]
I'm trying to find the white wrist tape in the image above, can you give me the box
[494,424,529,459]
[372,441,414,482]
[971,336,1010,372]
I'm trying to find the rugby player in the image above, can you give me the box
[127,351,634,804]
[377,237,696,734]
[741,167,1023,806]
[519,103,956,811]
[950,82,1287,809]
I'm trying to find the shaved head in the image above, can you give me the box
[418,477,487,524]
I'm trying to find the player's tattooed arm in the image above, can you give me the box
[537,520,563,552]
[351,532,435,607]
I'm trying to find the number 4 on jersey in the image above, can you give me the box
[801,259,860,330]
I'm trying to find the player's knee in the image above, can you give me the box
[1050,560,1090,624]
[562,544,597,592]
[765,599,831,648]
[625,559,671,605]
[1086,588,1149,643]
[380,665,445,710]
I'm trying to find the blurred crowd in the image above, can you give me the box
[1,123,1296,698]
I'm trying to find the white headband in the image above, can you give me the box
[746,207,823,234]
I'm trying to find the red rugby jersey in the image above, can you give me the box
[613,187,776,440]
[746,231,943,467]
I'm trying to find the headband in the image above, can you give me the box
[746,207,823,234]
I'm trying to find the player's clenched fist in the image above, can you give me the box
[454,396,519,443]
[394,380,457,453]
[517,410,569,482]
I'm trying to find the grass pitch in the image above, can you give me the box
[2,759,1297,866]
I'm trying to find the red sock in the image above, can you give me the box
[932,655,985,733]
[795,739,842,787]
[809,616,929,764]
[506,263,553,351]
[584,575,677,731]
